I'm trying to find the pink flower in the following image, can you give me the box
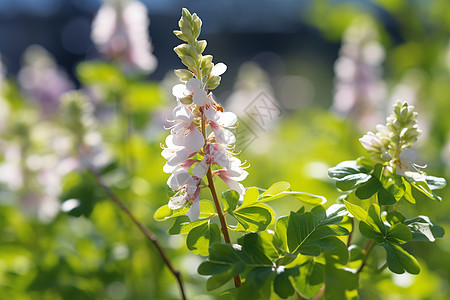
[91,0,157,74]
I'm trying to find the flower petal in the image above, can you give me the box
[168,195,187,210]
[172,84,189,98]
[193,89,208,106]
[217,111,237,127]
[167,170,191,190]
[184,127,205,152]
[204,106,220,122]
[187,200,200,221]
[193,159,209,178]
[211,123,236,145]
[211,63,227,76]
[186,78,201,91]
[219,172,245,195]
[173,105,193,121]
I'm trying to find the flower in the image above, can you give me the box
[395,148,426,181]
[167,170,202,221]
[91,0,157,74]
[18,45,73,116]
[163,11,247,221]
[172,78,209,106]
[332,18,386,129]
[359,131,391,162]
[168,105,205,151]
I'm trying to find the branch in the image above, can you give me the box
[88,166,187,300]
[357,240,375,274]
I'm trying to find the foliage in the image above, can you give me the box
[1,3,450,300]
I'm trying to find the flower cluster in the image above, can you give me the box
[18,45,73,116]
[91,0,157,74]
[162,9,247,221]
[359,101,424,178]
[333,18,386,128]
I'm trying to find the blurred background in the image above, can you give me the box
[1,0,450,299]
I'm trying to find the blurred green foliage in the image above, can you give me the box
[1,1,450,299]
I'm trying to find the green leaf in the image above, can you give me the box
[401,178,415,204]
[154,200,215,221]
[222,190,240,212]
[386,223,412,245]
[324,264,359,300]
[377,185,397,205]
[259,191,326,205]
[328,160,367,180]
[260,181,291,198]
[355,176,380,199]
[344,201,368,222]
[168,216,208,235]
[404,216,445,242]
[273,267,297,298]
[199,238,274,291]
[206,263,245,291]
[386,211,406,225]
[241,187,259,207]
[258,231,284,260]
[359,222,384,243]
[336,173,372,191]
[328,160,371,191]
[286,206,349,256]
[237,233,273,265]
[237,267,274,300]
[411,181,442,202]
[315,236,349,265]
[186,221,221,256]
[425,176,446,190]
[290,260,325,298]
[232,203,274,232]
[275,215,289,250]
[257,181,326,205]
[381,243,420,274]
[197,261,231,275]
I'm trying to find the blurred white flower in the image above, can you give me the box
[91,0,157,74]
[332,18,387,129]
[18,45,74,116]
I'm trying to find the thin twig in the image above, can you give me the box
[88,166,187,300]
[357,240,375,274]
[312,284,326,300]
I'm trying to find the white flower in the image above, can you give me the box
[91,0,157,73]
[211,63,227,76]
[167,171,202,221]
[167,105,205,152]
[172,78,209,106]
[215,169,247,196]
[193,143,246,182]
[161,135,194,170]
[396,148,426,181]
[205,106,237,145]
[359,131,383,152]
